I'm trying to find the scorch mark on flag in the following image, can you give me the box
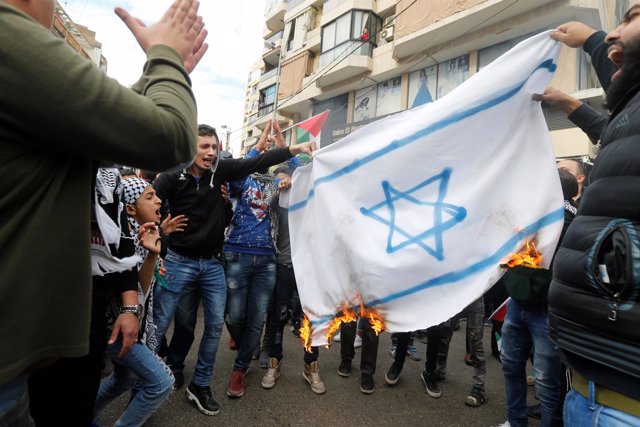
[309,207,565,327]
[360,168,466,260]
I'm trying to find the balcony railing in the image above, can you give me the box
[319,41,373,67]
[265,30,284,46]
[287,0,306,10]
[260,68,279,82]
[258,104,275,118]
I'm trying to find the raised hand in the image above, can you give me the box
[115,0,208,68]
[272,120,287,148]
[289,141,317,158]
[551,22,597,48]
[255,120,273,153]
[160,214,188,235]
[137,222,161,254]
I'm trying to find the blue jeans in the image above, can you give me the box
[500,299,562,427]
[166,281,200,372]
[0,377,33,427]
[564,388,640,427]
[94,338,174,427]
[224,251,277,371]
[153,249,226,387]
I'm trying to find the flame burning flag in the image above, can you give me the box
[500,239,543,269]
[299,315,312,353]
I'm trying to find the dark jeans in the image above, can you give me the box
[224,251,277,371]
[501,300,562,427]
[424,322,452,376]
[267,264,318,364]
[340,320,379,375]
[28,274,114,426]
[392,323,450,378]
[463,297,486,390]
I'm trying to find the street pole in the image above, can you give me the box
[220,124,231,152]
[269,40,283,132]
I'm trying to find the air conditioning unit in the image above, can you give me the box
[381,25,395,42]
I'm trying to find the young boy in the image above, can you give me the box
[93,177,186,426]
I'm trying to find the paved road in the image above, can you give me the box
[101,315,541,426]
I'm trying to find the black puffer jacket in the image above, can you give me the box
[548,32,640,400]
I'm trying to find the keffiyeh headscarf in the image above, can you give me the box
[123,177,150,206]
[122,177,151,263]
[121,177,160,350]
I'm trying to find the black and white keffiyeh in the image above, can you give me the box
[119,177,160,350]
[91,168,141,276]
[123,177,150,206]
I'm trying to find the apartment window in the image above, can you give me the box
[286,19,297,51]
[258,84,277,117]
[577,49,600,91]
[283,8,317,53]
[320,10,382,67]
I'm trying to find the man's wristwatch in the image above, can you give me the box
[119,305,141,317]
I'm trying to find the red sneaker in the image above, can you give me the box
[226,369,245,398]
[229,337,236,350]
[464,353,474,366]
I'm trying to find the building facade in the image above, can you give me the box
[241,0,626,158]
[53,2,107,71]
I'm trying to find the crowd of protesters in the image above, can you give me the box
[1,0,640,426]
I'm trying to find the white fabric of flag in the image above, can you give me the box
[289,32,564,346]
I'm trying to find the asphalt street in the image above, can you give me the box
[100,315,542,427]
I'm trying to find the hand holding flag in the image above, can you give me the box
[289,141,317,158]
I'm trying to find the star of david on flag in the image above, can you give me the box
[360,168,467,260]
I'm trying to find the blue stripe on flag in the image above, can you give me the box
[309,206,564,327]
[290,60,557,213]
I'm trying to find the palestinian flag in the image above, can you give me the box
[294,110,329,162]
[489,297,510,322]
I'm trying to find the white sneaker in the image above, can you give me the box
[261,357,281,389]
[354,335,362,348]
[493,422,510,427]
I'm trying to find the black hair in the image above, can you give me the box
[119,168,136,178]
[198,124,218,138]
[273,166,293,177]
[558,169,578,200]
[139,169,158,181]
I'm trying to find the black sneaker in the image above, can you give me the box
[421,370,441,398]
[465,387,486,407]
[338,359,352,377]
[186,383,220,416]
[360,373,375,394]
[527,403,541,419]
[385,362,402,385]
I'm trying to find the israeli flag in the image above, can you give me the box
[289,32,564,346]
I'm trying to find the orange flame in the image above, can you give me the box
[360,303,385,335]
[500,239,543,269]
[299,315,312,353]
[325,304,358,345]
